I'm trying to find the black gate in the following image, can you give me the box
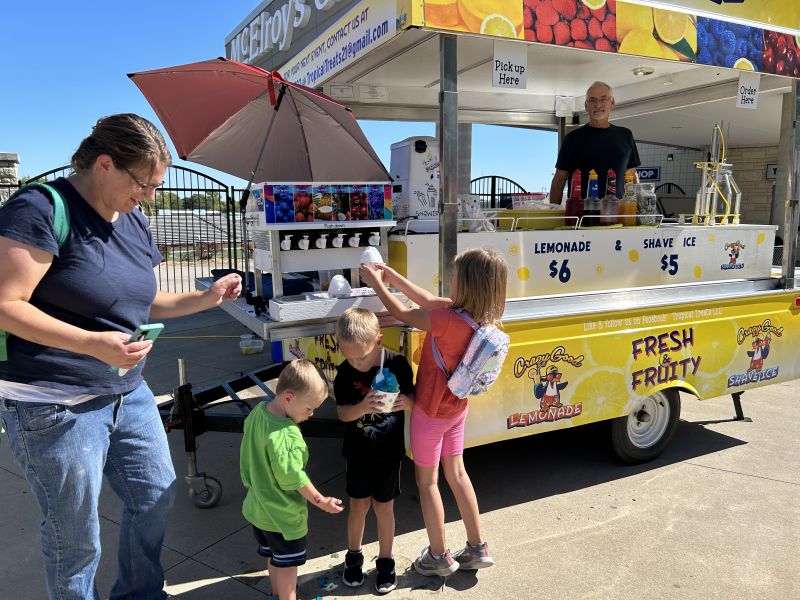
[2,165,240,293]
[470,175,527,209]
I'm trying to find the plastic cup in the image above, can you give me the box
[370,389,399,413]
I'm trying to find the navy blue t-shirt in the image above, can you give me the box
[0,178,162,394]
[555,124,641,199]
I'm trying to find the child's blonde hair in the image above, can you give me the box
[276,359,328,397]
[450,248,507,324]
[336,307,380,344]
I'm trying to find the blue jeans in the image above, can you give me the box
[0,381,176,600]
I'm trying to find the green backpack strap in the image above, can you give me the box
[18,182,70,247]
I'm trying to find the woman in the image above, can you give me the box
[0,114,241,600]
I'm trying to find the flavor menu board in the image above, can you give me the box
[258,182,393,224]
[422,0,800,76]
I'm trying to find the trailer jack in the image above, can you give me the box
[731,392,752,422]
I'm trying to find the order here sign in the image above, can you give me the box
[492,41,527,89]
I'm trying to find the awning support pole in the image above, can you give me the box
[782,81,800,288]
[557,116,567,148]
[439,34,458,297]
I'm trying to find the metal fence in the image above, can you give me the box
[2,165,241,293]
[470,175,527,209]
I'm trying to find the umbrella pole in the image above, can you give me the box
[240,84,288,305]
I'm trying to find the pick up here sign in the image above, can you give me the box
[492,41,527,89]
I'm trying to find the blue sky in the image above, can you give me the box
[0,1,556,193]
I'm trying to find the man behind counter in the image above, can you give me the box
[549,81,641,203]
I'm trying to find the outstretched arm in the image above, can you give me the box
[370,264,451,310]
[150,273,241,319]
[360,264,432,331]
[298,482,344,514]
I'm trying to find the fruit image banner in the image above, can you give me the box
[423,1,800,76]
[638,1,799,35]
[617,1,697,62]
[425,0,524,37]
[522,0,619,50]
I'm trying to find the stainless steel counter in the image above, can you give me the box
[198,272,799,340]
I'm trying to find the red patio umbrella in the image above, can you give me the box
[128,58,390,183]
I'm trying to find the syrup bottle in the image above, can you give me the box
[565,169,583,226]
[584,169,600,226]
[601,169,619,225]
[620,169,638,226]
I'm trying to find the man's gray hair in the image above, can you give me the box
[586,81,613,98]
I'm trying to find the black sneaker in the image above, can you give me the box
[375,556,397,594]
[342,549,365,587]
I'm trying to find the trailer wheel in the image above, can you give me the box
[611,390,680,463]
[190,477,222,508]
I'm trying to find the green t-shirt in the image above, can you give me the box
[240,403,311,540]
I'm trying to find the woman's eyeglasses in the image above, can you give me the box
[124,167,164,192]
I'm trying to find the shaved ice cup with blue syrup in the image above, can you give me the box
[371,349,399,413]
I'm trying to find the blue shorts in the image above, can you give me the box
[252,526,307,568]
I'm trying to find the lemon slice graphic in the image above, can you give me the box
[480,13,516,37]
[653,9,688,45]
[734,57,755,71]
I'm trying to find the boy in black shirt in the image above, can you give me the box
[334,308,414,594]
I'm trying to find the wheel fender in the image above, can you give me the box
[624,381,699,416]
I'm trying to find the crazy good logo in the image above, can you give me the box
[631,328,701,391]
[736,318,783,345]
[507,347,584,428]
[728,319,781,388]
[721,240,745,270]
[513,346,584,378]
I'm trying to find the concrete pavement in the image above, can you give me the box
[1,308,798,599]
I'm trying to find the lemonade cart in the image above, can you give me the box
[212,0,800,464]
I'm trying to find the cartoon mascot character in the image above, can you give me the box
[725,241,745,265]
[746,334,771,372]
[532,365,568,411]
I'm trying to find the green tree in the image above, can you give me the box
[181,192,225,212]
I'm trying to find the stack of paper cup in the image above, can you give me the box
[328,274,351,298]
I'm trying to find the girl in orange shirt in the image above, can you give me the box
[360,248,507,578]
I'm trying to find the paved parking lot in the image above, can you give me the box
[1,309,798,599]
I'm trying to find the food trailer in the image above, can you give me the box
[177,0,800,504]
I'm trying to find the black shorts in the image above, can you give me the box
[252,527,307,568]
[345,457,402,503]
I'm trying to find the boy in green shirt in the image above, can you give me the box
[240,359,344,600]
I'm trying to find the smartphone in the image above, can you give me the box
[128,323,164,343]
[116,323,165,375]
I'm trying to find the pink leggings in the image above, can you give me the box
[410,406,468,468]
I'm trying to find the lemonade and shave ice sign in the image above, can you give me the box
[423,0,800,77]
[397,226,775,298]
